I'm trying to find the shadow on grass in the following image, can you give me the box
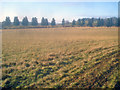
[114,81,120,89]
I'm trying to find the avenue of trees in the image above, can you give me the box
[2,16,119,28]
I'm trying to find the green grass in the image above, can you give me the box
[2,27,119,88]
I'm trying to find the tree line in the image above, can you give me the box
[2,16,118,28]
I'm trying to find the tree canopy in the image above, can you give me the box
[72,20,76,27]
[51,18,56,26]
[31,17,38,26]
[4,17,11,26]
[62,19,65,26]
[1,16,118,29]
[13,17,20,26]
[22,16,29,26]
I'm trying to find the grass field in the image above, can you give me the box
[2,27,119,88]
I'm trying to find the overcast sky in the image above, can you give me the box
[0,0,118,23]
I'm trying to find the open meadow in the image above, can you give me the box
[2,27,119,88]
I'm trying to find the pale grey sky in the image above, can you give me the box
[0,0,119,23]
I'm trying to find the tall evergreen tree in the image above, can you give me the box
[96,18,101,27]
[118,17,120,27]
[72,20,76,27]
[81,18,85,26]
[2,21,6,28]
[41,17,49,26]
[112,17,118,26]
[87,18,93,27]
[62,19,65,27]
[51,18,56,26]
[22,16,29,26]
[77,19,81,26]
[109,18,113,27]
[100,19,104,26]
[106,18,112,27]
[13,17,20,26]
[41,17,45,26]
[44,19,49,26]
[31,17,38,26]
[114,18,118,26]
[4,17,11,26]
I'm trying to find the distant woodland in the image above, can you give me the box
[1,16,119,29]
